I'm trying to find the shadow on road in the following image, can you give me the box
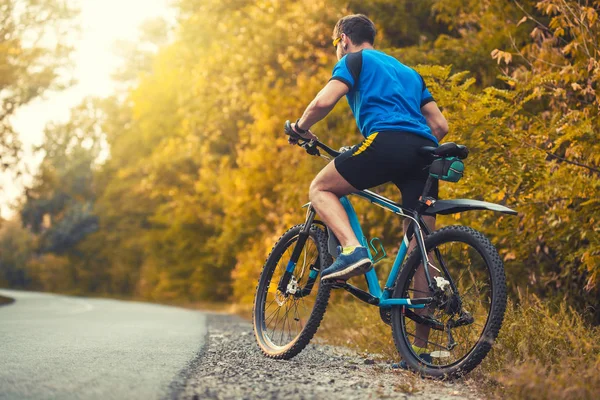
[0,295,15,306]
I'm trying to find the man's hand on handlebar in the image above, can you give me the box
[283,120,340,158]
[289,122,318,144]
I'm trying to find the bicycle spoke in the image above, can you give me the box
[265,304,281,326]
[264,296,278,313]
[286,300,296,342]
[269,306,282,340]
[280,300,295,344]
[406,331,449,351]
[291,299,303,331]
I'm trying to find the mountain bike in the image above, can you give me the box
[252,121,517,378]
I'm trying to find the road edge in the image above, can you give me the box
[0,294,15,306]
[164,313,211,400]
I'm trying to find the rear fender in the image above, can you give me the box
[423,199,517,216]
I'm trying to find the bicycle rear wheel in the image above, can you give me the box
[391,225,507,378]
[253,224,332,359]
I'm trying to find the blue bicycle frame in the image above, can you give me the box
[279,183,517,311]
[339,193,426,308]
[297,189,436,310]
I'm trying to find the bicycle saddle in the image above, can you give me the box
[419,142,469,160]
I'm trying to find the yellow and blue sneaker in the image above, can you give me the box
[321,246,372,281]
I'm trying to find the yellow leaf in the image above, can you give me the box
[491,49,512,65]
[587,8,598,25]
[554,27,565,37]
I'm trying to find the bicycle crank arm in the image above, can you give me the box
[327,281,381,305]
[404,309,444,331]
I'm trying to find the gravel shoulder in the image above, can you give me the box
[178,313,482,400]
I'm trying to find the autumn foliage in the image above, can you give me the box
[1,1,599,396]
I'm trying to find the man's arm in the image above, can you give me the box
[292,80,349,136]
[421,101,449,142]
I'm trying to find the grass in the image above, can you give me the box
[479,295,600,399]
[315,294,600,400]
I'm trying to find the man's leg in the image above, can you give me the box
[309,160,374,281]
[309,160,361,247]
[403,215,436,349]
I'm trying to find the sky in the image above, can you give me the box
[0,0,175,219]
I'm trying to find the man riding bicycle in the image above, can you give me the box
[289,14,449,362]
[290,14,448,281]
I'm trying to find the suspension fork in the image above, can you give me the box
[277,205,317,293]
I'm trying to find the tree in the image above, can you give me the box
[21,99,103,254]
[0,0,78,171]
[0,217,35,287]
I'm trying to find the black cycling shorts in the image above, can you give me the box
[334,131,439,211]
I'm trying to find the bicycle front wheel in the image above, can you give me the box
[391,225,507,378]
[253,224,332,359]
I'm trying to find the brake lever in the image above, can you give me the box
[288,136,308,145]
[304,142,320,156]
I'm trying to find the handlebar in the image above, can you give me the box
[284,120,341,158]
[284,120,469,161]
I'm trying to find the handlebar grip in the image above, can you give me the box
[284,120,304,141]
[284,120,341,158]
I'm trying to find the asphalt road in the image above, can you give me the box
[0,289,206,400]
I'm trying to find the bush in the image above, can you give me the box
[481,296,600,400]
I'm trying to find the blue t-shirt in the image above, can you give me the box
[330,49,437,144]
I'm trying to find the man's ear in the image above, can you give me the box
[342,33,350,50]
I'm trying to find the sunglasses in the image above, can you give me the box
[332,36,341,48]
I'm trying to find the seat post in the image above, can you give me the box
[417,175,437,213]
[421,175,435,201]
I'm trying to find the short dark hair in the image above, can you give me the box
[333,14,376,46]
